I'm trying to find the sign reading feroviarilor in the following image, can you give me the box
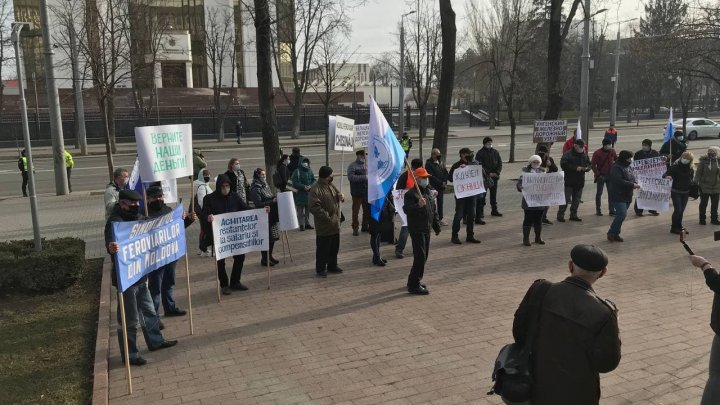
[211,209,269,261]
[533,120,567,143]
[636,176,672,212]
[521,171,566,207]
[631,157,666,179]
[333,115,355,152]
[135,124,193,181]
[112,204,187,293]
[452,165,486,198]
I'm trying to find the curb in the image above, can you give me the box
[91,256,112,405]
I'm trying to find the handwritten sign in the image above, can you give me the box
[631,157,666,179]
[135,124,193,181]
[333,115,355,152]
[354,124,369,148]
[452,165,485,198]
[211,209,269,260]
[533,120,567,143]
[636,176,672,212]
[521,172,566,207]
[393,189,408,226]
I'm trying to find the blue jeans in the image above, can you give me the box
[595,176,614,214]
[147,261,178,315]
[702,334,720,404]
[117,280,166,361]
[671,191,689,230]
[608,201,629,235]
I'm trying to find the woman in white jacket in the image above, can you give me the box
[194,167,214,256]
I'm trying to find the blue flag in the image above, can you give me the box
[663,107,674,143]
[368,97,405,221]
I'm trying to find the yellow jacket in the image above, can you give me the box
[64,150,74,168]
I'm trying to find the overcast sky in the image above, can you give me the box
[346,0,648,64]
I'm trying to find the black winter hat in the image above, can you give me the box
[318,166,333,178]
[571,244,609,272]
[483,137,493,144]
[146,183,163,198]
[602,138,612,146]
[618,150,633,162]
[119,189,142,201]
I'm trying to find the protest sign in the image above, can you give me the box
[334,115,355,152]
[277,191,299,231]
[631,157,666,179]
[212,209,269,260]
[521,171,566,207]
[135,124,193,181]
[393,189,408,226]
[452,165,485,198]
[354,124,370,148]
[328,115,336,148]
[636,176,672,212]
[112,204,187,293]
[532,120,567,143]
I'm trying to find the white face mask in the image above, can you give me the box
[233,163,241,171]
[302,162,309,168]
[419,178,429,187]
[603,145,611,151]
[259,175,267,182]
[485,143,493,149]
[531,163,541,169]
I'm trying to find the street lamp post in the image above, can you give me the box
[610,18,637,127]
[12,22,42,252]
[398,10,415,136]
[68,0,88,156]
[579,0,607,146]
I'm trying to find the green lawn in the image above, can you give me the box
[0,258,102,404]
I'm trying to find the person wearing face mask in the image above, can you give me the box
[426,148,449,226]
[558,139,591,222]
[448,148,482,244]
[633,139,661,216]
[475,137,503,220]
[368,192,394,266]
[562,129,589,154]
[224,158,249,203]
[145,184,197,317]
[603,125,618,147]
[250,168,280,267]
[606,151,639,242]
[309,166,345,277]
[403,168,441,295]
[202,174,254,294]
[538,145,558,225]
[288,147,304,175]
[591,139,618,217]
[695,147,720,225]
[517,155,548,246]
[274,154,291,192]
[660,131,688,164]
[395,158,424,259]
[104,189,179,366]
[291,157,316,231]
[664,151,695,234]
[194,168,214,256]
[104,167,130,219]
[347,150,370,236]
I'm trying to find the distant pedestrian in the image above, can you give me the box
[347,150,369,235]
[104,167,129,219]
[309,166,345,278]
[291,157,316,231]
[64,149,74,193]
[694,147,720,225]
[557,139,591,222]
[395,158,424,258]
[591,138,617,216]
[426,148,449,226]
[538,145,558,224]
[235,121,242,144]
[193,167,214,256]
[665,151,695,234]
[18,149,28,197]
[273,154,291,192]
[516,155,547,246]
[400,132,412,158]
[250,168,280,267]
[288,147,304,175]
[475,137,503,220]
[606,150,639,242]
[633,139,661,216]
[449,148,481,244]
[603,125,618,147]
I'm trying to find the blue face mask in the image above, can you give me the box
[680,158,690,165]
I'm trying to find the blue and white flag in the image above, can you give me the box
[368,97,405,221]
[663,107,674,143]
[576,117,582,141]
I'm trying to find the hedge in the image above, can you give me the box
[0,238,86,293]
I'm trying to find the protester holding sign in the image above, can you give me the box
[517,155,548,246]
[633,139,662,216]
[607,151,639,242]
[104,189,178,366]
[694,147,720,225]
[145,184,197,317]
[291,157,316,231]
[202,174,252,294]
[665,152,695,234]
[538,145,559,225]
[250,168,280,267]
[348,150,370,236]
[558,139,591,222]
[449,148,482,245]
[194,167,214,256]
[309,166,345,278]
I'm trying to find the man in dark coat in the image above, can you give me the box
[425,148,449,225]
[513,245,621,405]
[448,148,481,244]
[403,167,440,295]
[309,166,345,277]
[475,136,503,219]
[557,139,591,222]
[347,150,369,235]
[202,174,251,294]
[288,147,304,175]
[660,131,687,164]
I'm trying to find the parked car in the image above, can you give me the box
[672,118,720,140]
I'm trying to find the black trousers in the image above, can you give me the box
[66,167,72,192]
[408,231,430,289]
[523,209,544,227]
[316,234,340,273]
[451,197,475,238]
[217,254,245,287]
[21,172,28,196]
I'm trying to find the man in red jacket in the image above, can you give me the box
[591,138,617,216]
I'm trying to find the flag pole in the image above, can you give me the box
[215,259,221,303]
[118,292,133,394]
[186,177,194,335]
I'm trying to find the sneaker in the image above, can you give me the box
[439,219,449,226]
[165,309,186,317]
[636,212,644,217]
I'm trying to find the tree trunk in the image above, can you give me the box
[508,99,516,163]
[544,0,564,121]
[217,120,225,141]
[291,91,303,139]
[418,106,426,161]
[108,89,117,154]
[97,91,114,181]
[324,103,330,166]
[254,0,281,188]
[433,0,456,160]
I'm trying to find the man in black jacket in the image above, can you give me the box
[395,158,423,259]
[513,244,621,404]
[558,139,591,222]
[449,148,482,244]
[475,137,503,220]
[202,174,251,294]
[403,168,441,295]
[426,148,449,226]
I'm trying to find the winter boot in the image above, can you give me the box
[522,226,532,246]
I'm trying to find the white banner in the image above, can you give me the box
[135,124,193,181]
[328,115,336,148]
[334,115,355,152]
[354,124,370,148]
[452,165,485,198]
[393,189,408,226]
[277,191,299,231]
[631,157,666,179]
[636,176,672,212]
[161,178,178,204]
[521,171,566,207]
[212,209,269,260]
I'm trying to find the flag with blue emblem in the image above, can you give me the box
[663,107,674,143]
[128,156,146,208]
[368,97,405,221]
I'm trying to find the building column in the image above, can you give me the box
[154,62,163,89]
[185,62,193,88]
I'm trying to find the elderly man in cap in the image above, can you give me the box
[309,166,345,277]
[558,139,591,222]
[448,147,482,244]
[145,183,197,317]
[105,189,178,366]
[347,149,369,236]
[512,244,621,404]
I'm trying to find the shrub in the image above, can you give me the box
[0,238,86,293]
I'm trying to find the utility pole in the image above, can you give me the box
[610,30,621,127]
[39,0,69,195]
[580,0,590,146]
[68,0,87,156]
[399,10,415,136]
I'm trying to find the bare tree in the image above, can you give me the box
[0,0,14,125]
[432,0,456,159]
[204,6,237,141]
